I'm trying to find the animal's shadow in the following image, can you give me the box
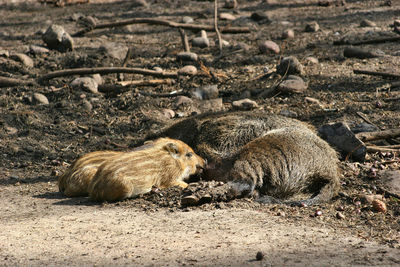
[33,191,99,206]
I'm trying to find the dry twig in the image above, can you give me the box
[0,76,36,87]
[178,28,190,52]
[72,17,250,37]
[355,129,400,142]
[214,0,223,55]
[353,69,400,79]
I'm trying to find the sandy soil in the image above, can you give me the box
[1,0,400,266]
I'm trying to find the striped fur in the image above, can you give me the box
[88,138,205,202]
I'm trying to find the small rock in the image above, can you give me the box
[11,53,34,67]
[181,195,199,206]
[361,194,383,204]
[360,19,376,27]
[192,31,210,48]
[178,65,197,75]
[91,74,103,85]
[232,42,250,51]
[219,13,236,21]
[192,84,219,100]
[100,42,129,61]
[256,251,264,261]
[0,50,9,57]
[32,93,49,105]
[215,38,230,47]
[318,122,366,161]
[250,12,271,24]
[176,52,198,63]
[259,40,280,54]
[314,210,323,216]
[182,16,194,24]
[380,170,400,196]
[224,0,237,9]
[29,45,50,55]
[304,96,321,105]
[42,24,74,52]
[336,212,345,219]
[372,199,387,213]
[175,96,193,107]
[343,47,383,59]
[282,29,295,39]
[4,126,18,135]
[305,21,320,32]
[276,56,303,75]
[232,98,259,110]
[82,99,93,111]
[305,56,319,64]
[277,75,307,93]
[70,77,99,94]
[161,109,175,119]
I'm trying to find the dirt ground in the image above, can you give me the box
[1,0,400,266]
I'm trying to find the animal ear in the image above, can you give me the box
[164,142,180,155]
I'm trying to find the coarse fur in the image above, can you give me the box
[226,127,340,206]
[58,151,123,197]
[88,138,205,202]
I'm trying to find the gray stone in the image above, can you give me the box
[192,84,219,100]
[192,30,210,48]
[282,29,295,39]
[276,56,303,76]
[42,24,74,52]
[70,77,98,94]
[32,93,49,105]
[232,98,259,110]
[176,52,198,62]
[380,170,400,196]
[29,45,50,55]
[178,65,197,75]
[259,40,280,54]
[219,13,236,21]
[318,122,366,161]
[11,53,34,67]
[360,19,376,27]
[305,56,319,64]
[99,42,129,61]
[277,75,307,94]
[305,21,320,32]
[182,16,194,24]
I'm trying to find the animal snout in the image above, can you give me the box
[196,158,207,172]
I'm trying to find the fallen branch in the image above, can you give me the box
[38,67,179,83]
[355,129,400,142]
[366,145,400,153]
[353,69,400,79]
[72,17,251,37]
[117,79,173,87]
[214,0,223,55]
[334,36,400,46]
[0,76,36,87]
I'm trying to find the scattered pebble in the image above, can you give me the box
[259,40,280,54]
[314,210,323,217]
[360,19,376,27]
[277,75,307,94]
[11,53,34,67]
[219,13,236,21]
[276,56,303,75]
[176,52,198,63]
[82,99,92,111]
[182,16,194,24]
[32,93,49,105]
[29,45,50,55]
[70,77,99,94]
[304,96,321,105]
[178,65,197,75]
[305,21,320,32]
[282,29,294,39]
[232,98,259,110]
[192,30,210,48]
[305,56,319,65]
[42,24,74,52]
[372,199,387,213]
[256,251,264,261]
[181,195,199,206]
[336,212,345,219]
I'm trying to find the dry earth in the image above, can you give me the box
[1,0,400,266]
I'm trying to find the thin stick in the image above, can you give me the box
[72,17,251,37]
[355,129,400,142]
[334,36,400,46]
[118,47,133,81]
[117,79,173,87]
[366,146,400,153]
[178,28,190,52]
[0,76,36,87]
[38,67,179,83]
[353,69,400,79]
[214,0,223,55]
